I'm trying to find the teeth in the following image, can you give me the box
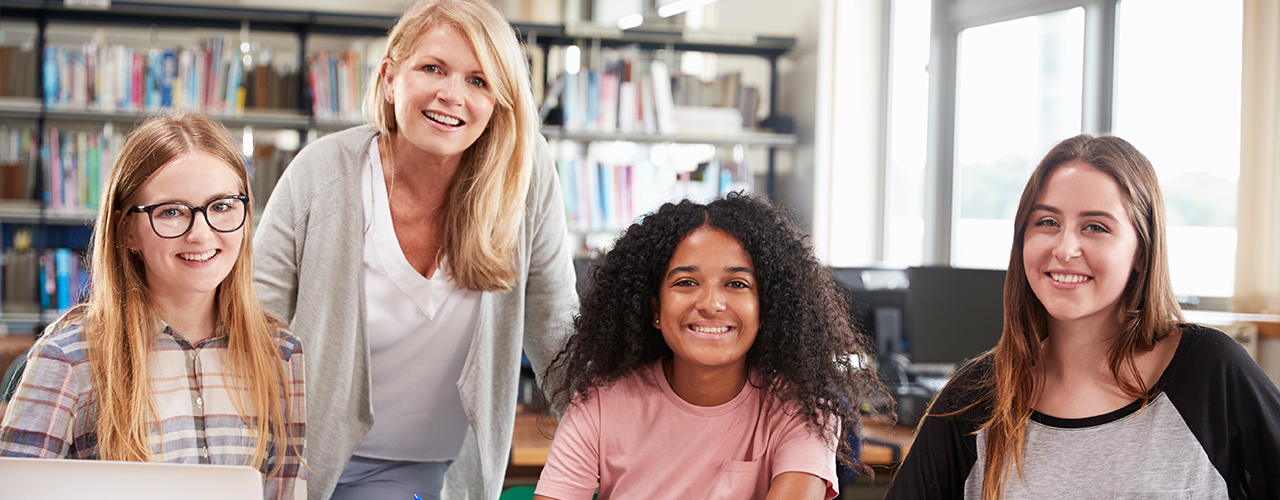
[691,325,730,334]
[179,250,217,262]
[1050,272,1088,284]
[425,111,461,126]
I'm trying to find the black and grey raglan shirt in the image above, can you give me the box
[885,324,1280,499]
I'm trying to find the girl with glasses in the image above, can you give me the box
[0,112,306,500]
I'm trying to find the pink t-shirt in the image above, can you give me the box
[535,361,839,500]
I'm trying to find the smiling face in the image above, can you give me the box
[1022,161,1140,331]
[123,152,244,306]
[383,24,496,165]
[656,226,760,375]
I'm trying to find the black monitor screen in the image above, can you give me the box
[905,267,1006,365]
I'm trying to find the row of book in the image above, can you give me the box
[307,45,380,122]
[1,247,88,315]
[0,46,38,98]
[43,126,125,213]
[2,226,92,315]
[552,49,679,135]
[555,141,752,233]
[547,47,760,135]
[41,34,300,114]
[1,126,38,200]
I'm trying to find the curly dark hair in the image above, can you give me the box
[544,192,888,469]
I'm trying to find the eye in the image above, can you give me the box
[423,64,440,73]
[726,279,751,289]
[209,201,234,213]
[1033,218,1059,228]
[469,76,487,88]
[672,278,697,287]
[1084,222,1110,234]
[155,206,187,219]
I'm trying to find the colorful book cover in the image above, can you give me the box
[54,248,72,311]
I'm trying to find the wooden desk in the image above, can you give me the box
[511,413,556,467]
[509,413,917,468]
[860,416,915,467]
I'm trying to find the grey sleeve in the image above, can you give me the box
[520,135,578,401]
[253,158,302,325]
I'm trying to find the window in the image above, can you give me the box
[917,0,1241,302]
[1113,0,1241,298]
[952,8,1084,269]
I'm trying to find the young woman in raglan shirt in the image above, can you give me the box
[886,134,1280,499]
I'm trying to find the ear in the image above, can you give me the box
[119,210,141,254]
[651,298,660,327]
[380,57,396,101]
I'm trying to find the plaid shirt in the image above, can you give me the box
[0,314,306,500]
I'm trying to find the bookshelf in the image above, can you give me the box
[0,0,798,330]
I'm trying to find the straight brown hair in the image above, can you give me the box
[973,134,1184,498]
[82,112,295,473]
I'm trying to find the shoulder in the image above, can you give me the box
[33,310,92,365]
[284,126,376,184]
[523,134,562,211]
[1162,323,1262,387]
[928,356,994,421]
[267,324,305,362]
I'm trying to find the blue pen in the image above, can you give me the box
[414,496,422,500]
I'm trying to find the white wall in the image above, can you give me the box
[714,0,885,264]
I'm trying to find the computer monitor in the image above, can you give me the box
[829,268,907,359]
[904,266,1006,365]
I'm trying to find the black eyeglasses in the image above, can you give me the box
[128,195,250,239]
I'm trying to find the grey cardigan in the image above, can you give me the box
[253,126,577,500]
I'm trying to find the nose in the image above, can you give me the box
[1052,229,1082,262]
[437,75,465,106]
[184,209,215,241]
[694,284,727,315]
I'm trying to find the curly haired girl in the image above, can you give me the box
[534,193,886,500]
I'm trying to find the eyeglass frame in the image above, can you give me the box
[127,194,250,239]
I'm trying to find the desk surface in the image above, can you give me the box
[509,412,916,468]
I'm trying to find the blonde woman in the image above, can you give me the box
[0,112,306,500]
[252,0,576,498]
[885,135,1280,498]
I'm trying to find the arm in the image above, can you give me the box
[253,161,302,324]
[0,338,82,458]
[883,412,977,499]
[521,135,578,396]
[533,401,601,500]
[279,333,308,500]
[765,472,828,500]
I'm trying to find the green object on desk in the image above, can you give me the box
[499,486,597,499]
[499,487,536,500]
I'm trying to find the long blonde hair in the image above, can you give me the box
[974,134,1184,498]
[364,0,537,291]
[82,112,294,472]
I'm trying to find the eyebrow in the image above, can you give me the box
[665,265,756,279]
[1030,204,1119,222]
[421,55,486,76]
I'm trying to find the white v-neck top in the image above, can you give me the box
[354,138,480,461]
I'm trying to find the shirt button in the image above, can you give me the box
[196,397,203,406]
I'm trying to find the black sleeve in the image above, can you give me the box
[1161,324,1280,500]
[884,362,988,500]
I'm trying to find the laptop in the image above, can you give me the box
[0,457,264,500]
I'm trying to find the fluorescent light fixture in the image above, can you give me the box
[658,0,716,18]
[617,13,644,30]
